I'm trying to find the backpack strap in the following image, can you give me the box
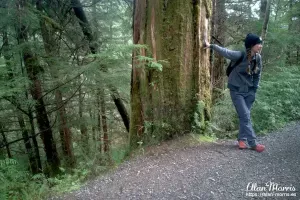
[233,51,245,68]
[239,51,245,64]
[226,51,245,76]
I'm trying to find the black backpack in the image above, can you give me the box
[226,52,245,76]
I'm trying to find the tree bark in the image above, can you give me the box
[55,90,75,167]
[211,0,226,100]
[261,0,271,40]
[71,0,97,54]
[260,0,268,20]
[110,89,130,132]
[130,0,212,148]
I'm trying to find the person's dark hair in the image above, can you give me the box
[244,33,263,49]
[245,33,261,74]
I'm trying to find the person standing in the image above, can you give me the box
[205,33,265,152]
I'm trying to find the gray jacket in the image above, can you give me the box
[210,44,262,93]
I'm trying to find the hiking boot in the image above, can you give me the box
[238,140,248,149]
[251,144,265,153]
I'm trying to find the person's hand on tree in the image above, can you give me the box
[203,39,210,49]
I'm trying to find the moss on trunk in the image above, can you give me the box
[130,0,212,148]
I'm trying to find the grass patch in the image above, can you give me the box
[252,65,300,133]
[197,134,217,142]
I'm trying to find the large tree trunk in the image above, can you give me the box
[211,0,226,101]
[17,0,60,175]
[37,0,76,168]
[130,0,212,148]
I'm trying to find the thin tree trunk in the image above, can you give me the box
[17,0,60,175]
[37,0,75,168]
[260,0,268,20]
[89,109,96,142]
[297,46,299,64]
[17,112,39,173]
[99,89,109,152]
[96,90,102,153]
[0,124,12,158]
[79,84,88,144]
[71,0,97,53]
[110,89,130,132]
[55,90,75,167]
[261,0,271,40]
[27,105,42,171]
[286,0,293,65]
[1,31,13,159]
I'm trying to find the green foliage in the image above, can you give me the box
[252,65,300,133]
[137,121,166,146]
[0,155,127,200]
[210,90,238,138]
[211,90,238,131]
[47,166,91,194]
[191,133,217,143]
[0,0,133,198]
[0,159,50,200]
[111,146,130,165]
[191,101,207,134]
[136,55,167,71]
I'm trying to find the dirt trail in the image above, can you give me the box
[51,123,300,200]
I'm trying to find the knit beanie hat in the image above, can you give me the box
[244,33,263,49]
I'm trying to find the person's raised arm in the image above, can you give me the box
[204,40,242,61]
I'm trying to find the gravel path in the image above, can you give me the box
[51,123,300,200]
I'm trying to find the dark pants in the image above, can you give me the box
[230,90,257,147]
